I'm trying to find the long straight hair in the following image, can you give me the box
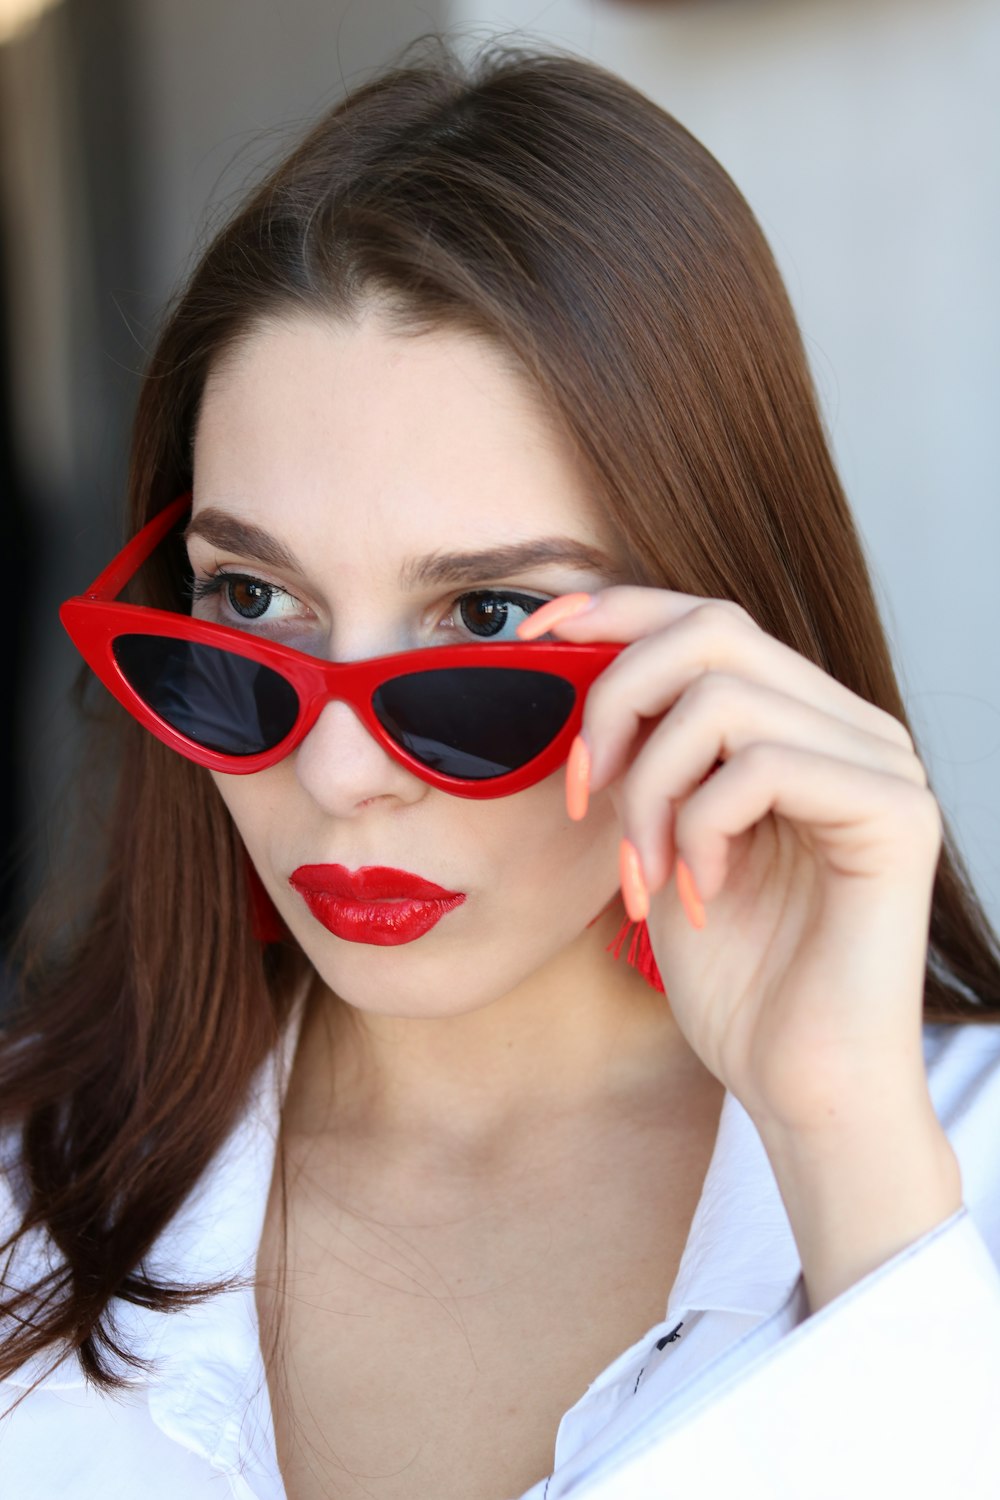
[3,36,999,1397]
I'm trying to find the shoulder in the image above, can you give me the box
[0,1378,226,1499]
[924,1015,1000,1116]
[924,1018,1000,1255]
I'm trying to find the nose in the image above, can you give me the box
[294,697,424,816]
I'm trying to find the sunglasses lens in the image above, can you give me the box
[373,667,576,780]
[113,635,299,756]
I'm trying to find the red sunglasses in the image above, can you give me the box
[59,494,623,799]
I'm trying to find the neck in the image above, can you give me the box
[281,902,695,1165]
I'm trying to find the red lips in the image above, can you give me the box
[288,864,466,946]
[290,865,462,901]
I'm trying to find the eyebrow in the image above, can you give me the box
[184,510,300,572]
[184,508,618,588]
[400,538,619,589]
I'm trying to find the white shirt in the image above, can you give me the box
[3,997,1000,1499]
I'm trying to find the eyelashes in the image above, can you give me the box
[189,571,286,621]
[188,571,550,641]
[453,589,548,640]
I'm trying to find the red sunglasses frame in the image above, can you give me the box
[59,493,623,798]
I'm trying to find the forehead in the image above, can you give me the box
[192,309,611,568]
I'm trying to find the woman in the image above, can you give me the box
[2,37,999,1500]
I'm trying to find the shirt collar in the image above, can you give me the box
[666,1090,801,1320]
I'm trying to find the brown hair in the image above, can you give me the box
[3,35,999,1401]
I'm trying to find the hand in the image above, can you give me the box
[519,587,962,1308]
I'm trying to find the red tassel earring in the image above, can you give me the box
[607,917,665,994]
[245,855,289,944]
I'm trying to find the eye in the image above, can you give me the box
[454,590,548,641]
[227,577,273,619]
[189,571,302,626]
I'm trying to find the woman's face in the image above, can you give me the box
[190,308,627,1019]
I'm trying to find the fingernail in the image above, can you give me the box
[565,734,591,820]
[676,857,706,931]
[619,838,649,923]
[516,592,594,641]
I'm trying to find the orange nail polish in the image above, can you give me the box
[565,734,590,820]
[619,838,649,923]
[516,592,594,641]
[676,858,706,931]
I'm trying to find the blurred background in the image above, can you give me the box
[0,0,997,956]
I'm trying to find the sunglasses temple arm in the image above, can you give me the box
[81,493,192,601]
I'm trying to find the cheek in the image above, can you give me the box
[470,775,621,910]
[209,767,288,856]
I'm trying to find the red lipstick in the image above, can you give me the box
[288,865,466,947]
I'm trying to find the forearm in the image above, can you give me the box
[757,1085,963,1312]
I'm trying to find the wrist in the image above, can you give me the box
[756,1089,962,1313]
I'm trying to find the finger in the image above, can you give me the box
[616,675,930,891]
[671,742,943,907]
[517,585,710,642]
[577,599,914,791]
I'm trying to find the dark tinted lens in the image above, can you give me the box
[373,667,575,780]
[113,635,299,756]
